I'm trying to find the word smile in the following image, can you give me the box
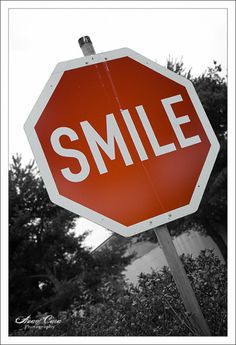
[51,94,201,182]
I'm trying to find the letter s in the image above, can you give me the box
[50,127,90,182]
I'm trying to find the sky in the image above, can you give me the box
[7,2,228,249]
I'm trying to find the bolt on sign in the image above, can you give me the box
[24,48,220,237]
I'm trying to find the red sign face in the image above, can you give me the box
[25,48,219,237]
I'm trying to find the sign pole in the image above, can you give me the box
[154,225,211,335]
[78,35,211,336]
[78,36,96,56]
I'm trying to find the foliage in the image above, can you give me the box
[194,62,227,141]
[12,250,227,336]
[9,154,85,328]
[166,57,192,79]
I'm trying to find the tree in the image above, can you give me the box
[9,155,86,328]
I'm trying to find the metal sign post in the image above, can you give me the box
[78,36,211,336]
[154,225,211,335]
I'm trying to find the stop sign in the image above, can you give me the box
[24,48,219,237]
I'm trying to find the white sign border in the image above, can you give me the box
[24,47,220,237]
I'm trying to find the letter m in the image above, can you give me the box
[80,114,133,174]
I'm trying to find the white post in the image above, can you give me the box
[154,225,211,335]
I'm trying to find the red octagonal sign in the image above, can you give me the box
[24,48,220,237]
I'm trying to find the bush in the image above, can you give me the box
[11,250,227,336]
